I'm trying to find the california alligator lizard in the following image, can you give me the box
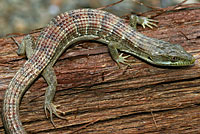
[2,8,195,134]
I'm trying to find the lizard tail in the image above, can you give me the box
[2,10,63,133]
[2,59,45,134]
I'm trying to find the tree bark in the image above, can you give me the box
[0,4,200,134]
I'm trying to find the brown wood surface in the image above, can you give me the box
[0,4,200,134]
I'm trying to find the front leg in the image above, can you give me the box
[108,41,133,68]
[129,15,158,30]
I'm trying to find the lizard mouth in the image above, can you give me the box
[146,55,196,66]
[176,57,195,66]
[157,58,195,66]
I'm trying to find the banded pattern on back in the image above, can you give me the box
[32,8,135,71]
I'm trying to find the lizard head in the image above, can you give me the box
[143,40,195,66]
[128,36,195,67]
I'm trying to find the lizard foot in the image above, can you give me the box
[129,15,158,30]
[116,53,134,68]
[139,16,158,29]
[44,103,67,127]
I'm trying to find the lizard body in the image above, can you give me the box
[2,8,195,134]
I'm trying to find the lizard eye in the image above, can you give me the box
[148,56,153,61]
[171,56,179,62]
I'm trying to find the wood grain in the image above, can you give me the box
[0,4,200,134]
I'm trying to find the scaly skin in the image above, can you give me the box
[2,8,195,134]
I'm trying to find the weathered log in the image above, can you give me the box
[0,4,200,134]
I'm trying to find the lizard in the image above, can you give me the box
[2,8,195,134]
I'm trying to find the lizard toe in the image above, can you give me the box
[44,103,67,128]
